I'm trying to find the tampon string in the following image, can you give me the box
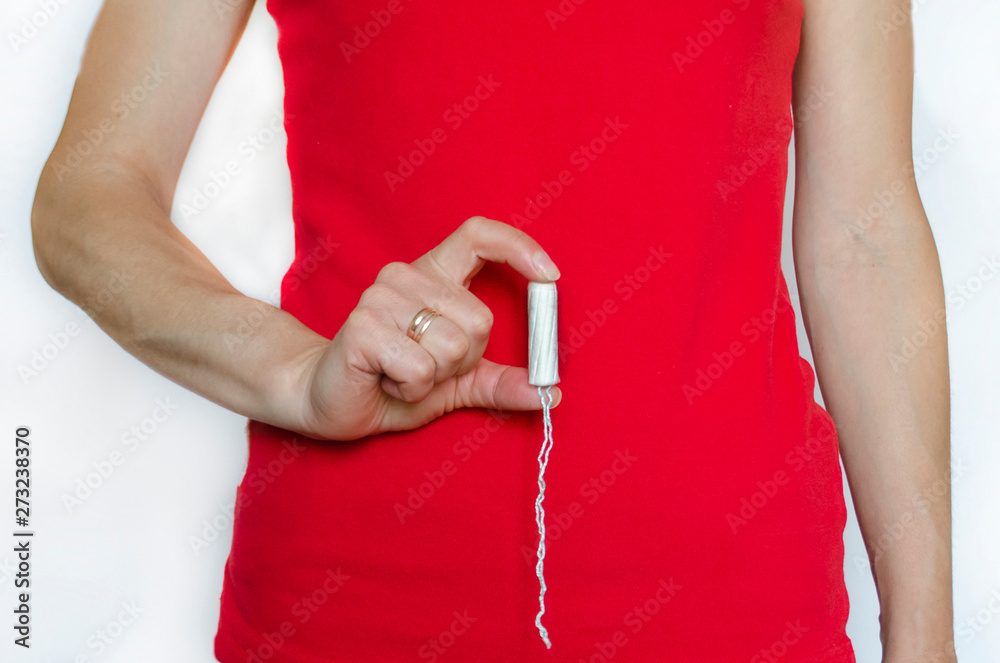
[527,281,559,649]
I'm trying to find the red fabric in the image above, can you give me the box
[215,1,856,661]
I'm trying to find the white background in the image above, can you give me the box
[0,0,997,661]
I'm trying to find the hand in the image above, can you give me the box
[295,216,562,441]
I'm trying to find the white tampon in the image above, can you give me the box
[528,281,560,388]
[527,280,559,649]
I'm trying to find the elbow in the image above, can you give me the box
[30,168,66,295]
[30,160,96,301]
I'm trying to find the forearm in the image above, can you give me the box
[793,193,953,655]
[31,164,327,435]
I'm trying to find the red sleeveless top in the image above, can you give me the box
[214,2,856,661]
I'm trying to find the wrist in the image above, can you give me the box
[878,596,956,662]
[882,639,957,663]
[269,332,330,437]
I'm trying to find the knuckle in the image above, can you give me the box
[376,260,410,284]
[440,331,471,360]
[378,338,404,363]
[345,307,378,335]
[469,308,494,339]
[461,215,491,235]
[411,355,436,383]
[358,282,393,309]
[426,283,459,310]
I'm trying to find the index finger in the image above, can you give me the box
[414,216,561,287]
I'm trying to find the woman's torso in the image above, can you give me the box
[215,2,855,661]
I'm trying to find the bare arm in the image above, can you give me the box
[31,0,330,433]
[31,0,561,441]
[791,1,954,660]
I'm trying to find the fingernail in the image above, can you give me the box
[552,387,562,407]
[533,250,560,280]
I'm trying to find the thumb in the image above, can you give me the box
[455,359,562,411]
[380,359,562,433]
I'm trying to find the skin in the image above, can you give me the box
[793,1,954,661]
[31,0,953,659]
[30,0,562,442]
